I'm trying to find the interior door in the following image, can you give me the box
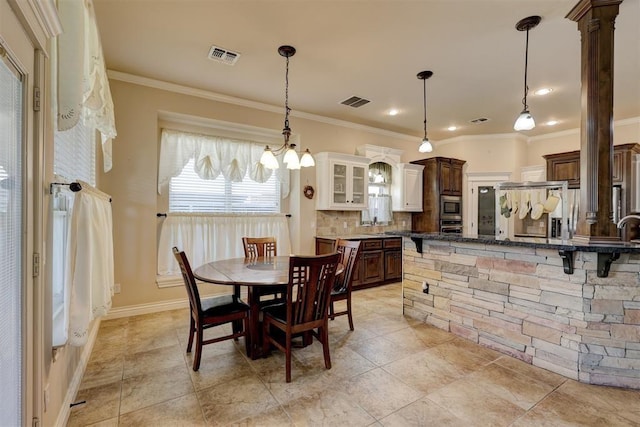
[0,4,38,424]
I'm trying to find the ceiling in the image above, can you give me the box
[92,0,640,143]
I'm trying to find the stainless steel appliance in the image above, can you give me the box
[440,195,462,233]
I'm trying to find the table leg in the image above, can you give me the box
[246,287,262,359]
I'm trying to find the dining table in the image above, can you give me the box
[193,255,343,359]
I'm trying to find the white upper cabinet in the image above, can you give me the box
[392,163,424,212]
[315,152,370,210]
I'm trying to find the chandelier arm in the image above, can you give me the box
[522,28,530,110]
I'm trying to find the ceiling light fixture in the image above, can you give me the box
[545,120,559,126]
[447,126,458,131]
[417,70,434,153]
[388,109,399,116]
[260,45,314,170]
[534,87,553,96]
[513,15,541,132]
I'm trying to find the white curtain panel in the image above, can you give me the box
[157,213,291,276]
[67,181,114,346]
[57,0,117,172]
[158,129,290,198]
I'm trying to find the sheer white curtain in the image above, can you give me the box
[67,181,114,346]
[158,129,290,198]
[56,0,116,172]
[157,213,291,277]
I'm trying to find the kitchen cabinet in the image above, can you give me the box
[411,157,466,232]
[544,144,640,213]
[391,163,424,212]
[315,236,402,289]
[315,152,369,211]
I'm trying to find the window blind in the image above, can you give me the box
[53,120,96,185]
[169,158,280,213]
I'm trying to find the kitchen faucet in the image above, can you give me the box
[617,214,640,229]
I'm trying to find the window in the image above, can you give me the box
[169,158,280,213]
[51,121,96,348]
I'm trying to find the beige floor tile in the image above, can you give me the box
[120,364,194,414]
[339,368,424,420]
[261,361,337,406]
[188,349,254,391]
[282,389,375,427]
[347,334,423,366]
[118,393,206,426]
[125,326,181,354]
[379,397,464,427]
[84,417,119,427]
[198,375,280,425]
[492,355,566,388]
[123,343,186,378]
[80,354,125,390]
[229,405,293,426]
[426,378,525,427]
[465,363,556,410]
[406,322,457,347]
[556,379,640,412]
[67,382,121,427]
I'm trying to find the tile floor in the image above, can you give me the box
[68,283,640,426]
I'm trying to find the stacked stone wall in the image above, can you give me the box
[402,238,640,388]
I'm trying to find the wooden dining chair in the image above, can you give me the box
[261,252,341,382]
[173,247,250,371]
[242,236,284,303]
[329,239,362,331]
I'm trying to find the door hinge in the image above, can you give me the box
[33,87,41,112]
[33,253,40,277]
[33,417,40,427]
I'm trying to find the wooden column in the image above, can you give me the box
[566,0,622,244]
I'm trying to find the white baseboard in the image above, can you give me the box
[54,318,102,427]
[103,298,190,320]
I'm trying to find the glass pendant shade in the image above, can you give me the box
[283,146,301,169]
[300,149,315,167]
[418,137,433,153]
[260,147,279,169]
[513,110,535,131]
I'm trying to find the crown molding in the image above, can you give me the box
[108,70,417,142]
[527,116,640,144]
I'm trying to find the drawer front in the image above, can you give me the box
[383,238,402,249]
[362,239,383,250]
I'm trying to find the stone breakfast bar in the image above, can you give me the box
[392,232,640,389]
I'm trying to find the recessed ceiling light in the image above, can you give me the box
[388,109,399,116]
[447,126,458,131]
[545,120,559,126]
[534,88,553,96]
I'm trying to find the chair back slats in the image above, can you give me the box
[333,240,362,293]
[242,236,277,258]
[288,253,340,326]
[173,247,202,315]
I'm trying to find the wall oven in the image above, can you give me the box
[440,195,462,221]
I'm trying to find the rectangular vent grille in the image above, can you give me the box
[340,96,370,108]
[207,45,241,65]
[470,117,490,124]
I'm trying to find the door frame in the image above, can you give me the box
[466,172,511,237]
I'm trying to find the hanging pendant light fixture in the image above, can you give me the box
[260,45,315,170]
[513,15,541,131]
[417,70,434,153]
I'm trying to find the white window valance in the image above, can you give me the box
[158,128,290,198]
[56,0,117,172]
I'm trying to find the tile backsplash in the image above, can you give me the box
[315,210,412,236]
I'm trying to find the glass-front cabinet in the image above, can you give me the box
[315,152,370,210]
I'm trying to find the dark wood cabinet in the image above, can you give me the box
[544,151,581,188]
[315,236,402,289]
[411,157,466,232]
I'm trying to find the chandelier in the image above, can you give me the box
[260,45,315,170]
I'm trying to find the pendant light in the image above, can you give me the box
[260,45,315,170]
[513,16,541,131]
[417,70,433,153]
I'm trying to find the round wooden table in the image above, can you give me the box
[193,255,342,359]
[194,256,289,359]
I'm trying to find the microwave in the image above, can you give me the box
[441,195,462,220]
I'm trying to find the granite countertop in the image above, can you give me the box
[388,230,640,253]
[316,233,402,240]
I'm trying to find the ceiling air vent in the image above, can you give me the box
[207,45,241,65]
[340,96,371,108]
[469,117,490,124]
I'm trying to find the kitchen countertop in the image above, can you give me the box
[388,230,640,253]
[315,233,402,240]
